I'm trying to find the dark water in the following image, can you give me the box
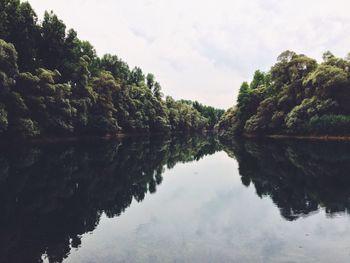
[1,136,350,263]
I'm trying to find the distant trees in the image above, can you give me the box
[0,0,223,139]
[218,50,350,137]
[192,101,225,130]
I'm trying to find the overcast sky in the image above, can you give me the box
[28,0,350,109]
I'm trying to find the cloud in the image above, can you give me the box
[129,27,156,44]
[28,0,350,109]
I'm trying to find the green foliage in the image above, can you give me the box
[309,114,350,135]
[234,77,268,133]
[192,101,224,129]
[165,96,209,132]
[129,67,145,85]
[0,0,40,72]
[89,71,120,134]
[304,64,348,99]
[0,0,223,139]
[250,70,271,90]
[244,97,278,134]
[98,54,130,83]
[0,39,18,77]
[39,11,67,72]
[11,117,40,138]
[215,107,238,138]
[219,50,350,137]
[285,97,338,133]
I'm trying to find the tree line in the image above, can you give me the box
[0,0,224,139]
[217,50,350,137]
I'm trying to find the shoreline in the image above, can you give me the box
[0,131,213,146]
[243,133,350,142]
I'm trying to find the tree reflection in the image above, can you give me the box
[0,135,221,263]
[222,138,350,221]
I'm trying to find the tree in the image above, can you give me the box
[146,73,155,90]
[0,1,221,139]
[98,54,130,83]
[129,67,144,85]
[0,0,40,72]
[219,50,350,137]
[39,11,67,71]
[89,71,120,134]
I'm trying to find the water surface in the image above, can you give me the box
[1,136,350,263]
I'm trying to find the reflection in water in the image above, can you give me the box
[2,135,350,262]
[221,138,350,221]
[0,135,221,263]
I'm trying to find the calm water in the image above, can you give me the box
[1,136,350,263]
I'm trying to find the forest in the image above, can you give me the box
[0,0,224,139]
[217,50,350,137]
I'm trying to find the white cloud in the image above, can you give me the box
[28,0,350,109]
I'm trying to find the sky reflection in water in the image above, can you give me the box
[0,136,350,263]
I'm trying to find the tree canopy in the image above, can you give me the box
[0,0,223,139]
[217,50,350,137]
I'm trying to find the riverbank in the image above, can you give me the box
[243,133,350,142]
[0,131,213,146]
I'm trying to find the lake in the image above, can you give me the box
[1,135,350,263]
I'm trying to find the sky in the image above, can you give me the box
[27,0,350,109]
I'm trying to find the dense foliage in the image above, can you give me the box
[177,100,225,130]
[0,0,223,139]
[217,51,350,137]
